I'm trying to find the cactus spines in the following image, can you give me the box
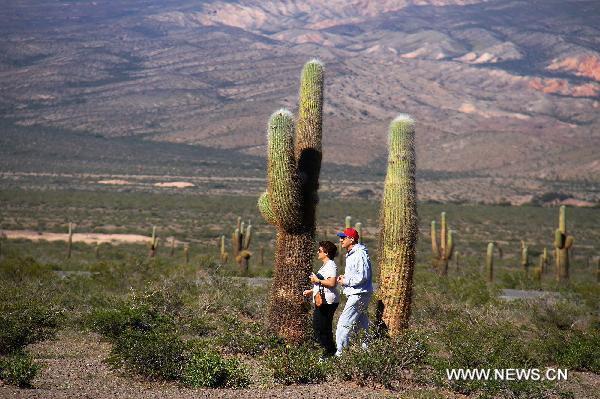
[220,235,228,264]
[486,242,494,283]
[431,212,454,275]
[376,114,418,336]
[67,222,73,259]
[554,205,574,281]
[149,226,158,257]
[257,60,324,342]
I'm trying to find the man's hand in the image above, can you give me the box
[337,275,345,285]
[303,289,313,298]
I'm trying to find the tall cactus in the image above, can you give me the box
[257,59,324,342]
[345,216,352,229]
[486,242,494,283]
[431,212,454,276]
[554,205,574,282]
[376,115,418,336]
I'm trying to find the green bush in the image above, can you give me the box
[0,296,60,355]
[183,347,249,388]
[88,303,174,340]
[337,331,428,388]
[265,343,327,385]
[216,318,282,356]
[431,317,554,398]
[536,329,600,373]
[0,351,41,388]
[107,328,186,380]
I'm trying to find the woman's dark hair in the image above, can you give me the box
[319,240,337,260]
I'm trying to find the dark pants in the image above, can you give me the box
[313,302,339,356]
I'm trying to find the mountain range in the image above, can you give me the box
[1,0,599,203]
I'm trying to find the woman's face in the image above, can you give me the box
[318,246,327,261]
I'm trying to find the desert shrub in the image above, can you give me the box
[431,317,554,398]
[0,293,61,355]
[337,331,428,388]
[107,328,187,380]
[0,351,41,388]
[264,343,327,385]
[215,317,282,356]
[535,329,600,373]
[445,272,499,306]
[182,347,249,388]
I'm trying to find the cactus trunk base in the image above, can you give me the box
[269,231,313,342]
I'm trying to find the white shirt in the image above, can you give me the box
[312,259,340,304]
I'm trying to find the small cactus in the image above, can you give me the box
[486,242,494,283]
[149,226,158,257]
[220,235,229,264]
[95,243,100,259]
[67,222,74,259]
[354,222,363,243]
[431,212,454,276]
[376,115,418,336]
[232,220,252,273]
[184,243,189,264]
[170,237,176,257]
[345,216,352,229]
[520,240,529,271]
[553,205,574,282]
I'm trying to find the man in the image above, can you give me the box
[334,227,373,356]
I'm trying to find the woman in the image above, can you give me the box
[303,240,340,356]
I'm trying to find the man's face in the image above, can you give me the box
[340,236,353,249]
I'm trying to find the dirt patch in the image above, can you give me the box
[154,182,195,188]
[2,230,184,245]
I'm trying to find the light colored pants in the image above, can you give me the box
[335,292,372,356]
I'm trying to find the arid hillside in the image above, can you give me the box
[1,0,599,190]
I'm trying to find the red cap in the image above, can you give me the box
[336,227,359,242]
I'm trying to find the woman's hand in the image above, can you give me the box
[303,289,313,298]
[337,275,345,286]
[309,272,320,284]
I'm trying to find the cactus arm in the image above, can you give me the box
[446,230,454,260]
[266,109,302,231]
[565,235,574,249]
[258,192,277,226]
[440,212,447,259]
[243,225,252,250]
